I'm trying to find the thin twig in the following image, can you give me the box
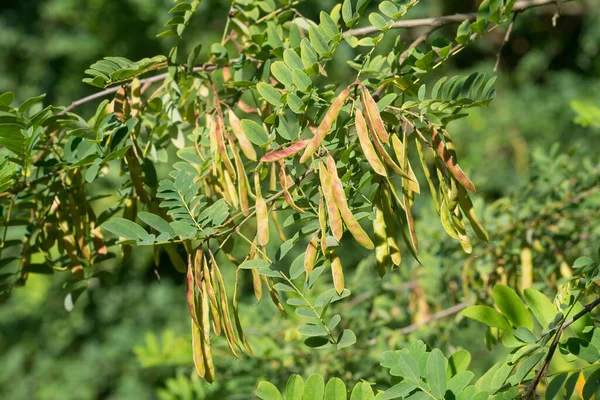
[524,296,600,398]
[398,301,470,335]
[493,12,518,72]
[343,0,575,38]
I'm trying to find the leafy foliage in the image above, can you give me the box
[1,0,597,399]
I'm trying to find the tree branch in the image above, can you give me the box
[343,0,576,38]
[524,296,600,398]
[398,301,470,335]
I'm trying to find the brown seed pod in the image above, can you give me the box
[228,110,257,161]
[300,88,350,163]
[391,134,420,194]
[355,109,387,176]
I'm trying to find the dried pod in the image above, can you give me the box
[200,279,216,382]
[327,154,374,250]
[186,263,199,327]
[300,88,350,163]
[215,116,237,180]
[355,109,387,176]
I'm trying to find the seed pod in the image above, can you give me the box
[355,109,387,176]
[521,247,533,290]
[223,168,239,209]
[318,160,343,242]
[251,268,263,301]
[262,275,287,316]
[279,160,304,213]
[457,185,489,242]
[300,88,350,163]
[431,128,476,192]
[208,115,218,156]
[194,250,203,290]
[452,209,472,254]
[202,254,222,336]
[113,87,130,122]
[318,191,328,254]
[360,87,389,144]
[215,116,237,180]
[130,78,141,118]
[233,269,255,356]
[228,110,257,161]
[380,184,401,267]
[391,134,420,194]
[210,252,240,357]
[415,138,440,214]
[305,231,319,279]
[271,209,287,242]
[186,263,199,327]
[440,198,459,240]
[200,279,216,383]
[402,188,418,252]
[447,177,459,212]
[327,154,375,250]
[254,173,269,247]
[261,140,310,163]
[374,197,390,278]
[371,131,412,180]
[232,144,250,213]
[329,250,345,295]
[192,319,206,378]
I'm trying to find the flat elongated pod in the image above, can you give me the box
[431,128,476,192]
[391,134,420,194]
[261,140,309,162]
[305,231,319,279]
[200,280,216,382]
[251,268,263,301]
[318,160,343,242]
[232,146,250,213]
[228,110,257,161]
[186,263,200,327]
[254,173,269,247]
[355,109,387,176]
[300,88,350,163]
[380,184,401,267]
[374,198,390,278]
[326,154,375,250]
[415,138,439,213]
[329,250,345,295]
[360,86,389,144]
[233,269,255,355]
[202,254,222,336]
[318,192,328,254]
[192,319,206,378]
[215,116,236,180]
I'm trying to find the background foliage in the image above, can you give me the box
[0,0,599,399]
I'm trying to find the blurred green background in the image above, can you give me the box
[1,0,599,399]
